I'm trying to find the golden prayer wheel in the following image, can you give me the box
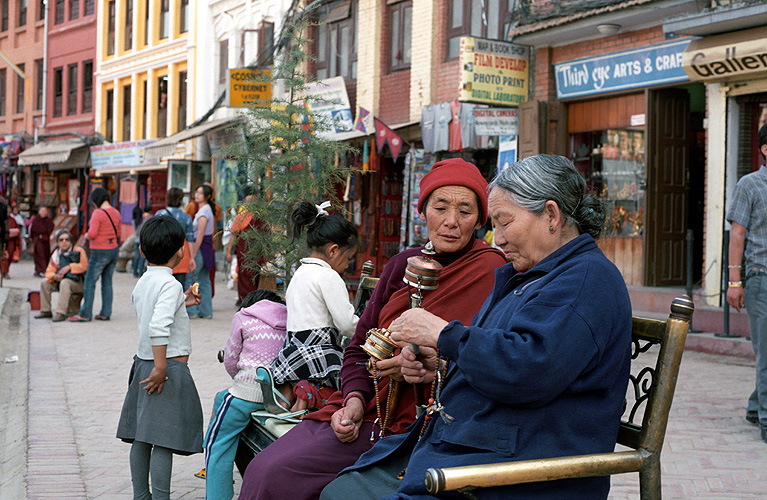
[362,327,398,361]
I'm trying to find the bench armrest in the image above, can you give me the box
[425,449,651,493]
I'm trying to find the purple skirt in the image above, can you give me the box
[238,418,375,500]
[200,235,215,271]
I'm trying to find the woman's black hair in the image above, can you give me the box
[89,187,110,208]
[291,201,358,251]
[166,187,184,207]
[196,184,217,215]
[240,289,285,310]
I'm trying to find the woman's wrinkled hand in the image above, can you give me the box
[399,345,439,385]
[330,396,365,443]
[390,308,448,349]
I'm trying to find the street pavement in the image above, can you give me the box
[1,257,767,499]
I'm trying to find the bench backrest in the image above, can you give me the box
[620,297,692,454]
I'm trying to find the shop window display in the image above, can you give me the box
[570,129,645,237]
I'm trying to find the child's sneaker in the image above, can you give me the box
[194,468,206,480]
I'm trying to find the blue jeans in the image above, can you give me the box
[78,247,119,320]
[203,390,264,500]
[187,252,212,317]
[132,241,146,276]
[746,274,767,428]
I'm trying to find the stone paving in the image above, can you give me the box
[1,257,766,499]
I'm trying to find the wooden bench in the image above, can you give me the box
[424,294,694,500]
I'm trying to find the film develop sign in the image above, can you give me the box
[227,69,271,108]
[459,37,529,106]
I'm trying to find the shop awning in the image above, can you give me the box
[144,116,246,161]
[682,26,767,83]
[18,138,90,169]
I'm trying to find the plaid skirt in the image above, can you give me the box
[270,327,344,390]
[116,356,203,455]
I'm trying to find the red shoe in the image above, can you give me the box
[94,314,110,321]
[67,315,90,322]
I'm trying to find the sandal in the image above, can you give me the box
[95,314,110,321]
[256,367,292,414]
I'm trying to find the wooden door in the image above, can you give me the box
[645,89,689,286]
[518,100,546,159]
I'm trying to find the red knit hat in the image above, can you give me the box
[417,158,488,224]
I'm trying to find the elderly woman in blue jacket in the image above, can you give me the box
[320,154,633,500]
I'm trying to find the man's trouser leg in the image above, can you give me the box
[40,280,59,313]
[55,279,84,316]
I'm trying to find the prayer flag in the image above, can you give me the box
[374,117,404,159]
[354,106,372,135]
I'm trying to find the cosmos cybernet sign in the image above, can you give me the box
[554,39,692,99]
[459,37,529,106]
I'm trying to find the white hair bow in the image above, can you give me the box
[315,200,331,218]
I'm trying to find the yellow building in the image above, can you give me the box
[95,0,193,173]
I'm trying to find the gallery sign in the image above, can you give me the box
[554,39,692,99]
[682,26,767,83]
[459,37,529,106]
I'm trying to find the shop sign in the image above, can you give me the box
[90,139,159,171]
[474,108,519,136]
[459,36,529,106]
[227,69,271,108]
[682,26,767,83]
[207,126,246,158]
[303,76,354,138]
[554,39,692,99]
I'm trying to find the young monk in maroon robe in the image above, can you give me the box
[29,206,54,276]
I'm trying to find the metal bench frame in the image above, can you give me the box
[424,295,694,500]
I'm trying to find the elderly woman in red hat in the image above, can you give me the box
[238,158,506,500]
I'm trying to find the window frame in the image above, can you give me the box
[177,69,187,133]
[1,1,7,31]
[66,62,77,115]
[179,0,188,33]
[312,1,358,82]
[159,0,169,40]
[445,0,514,60]
[257,21,274,66]
[53,66,63,117]
[156,75,167,137]
[15,63,24,114]
[388,0,412,72]
[104,87,114,141]
[122,83,131,141]
[218,39,228,84]
[84,0,92,15]
[106,0,115,56]
[34,58,42,110]
[69,0,78,20]
[54,0,63,23]
[0,69,7,116]
[18,0,26,26]
[82,60,93,113]
[124,0,132,50]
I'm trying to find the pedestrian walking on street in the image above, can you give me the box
[69,187,121,322]
[116,215,204,500]
[202,289,287,500]
[187,184,216,319]
[155,187,195,288]
[727,123,767,443]
[28,205,54,277]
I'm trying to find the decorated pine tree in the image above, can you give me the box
[229,12,357,288]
